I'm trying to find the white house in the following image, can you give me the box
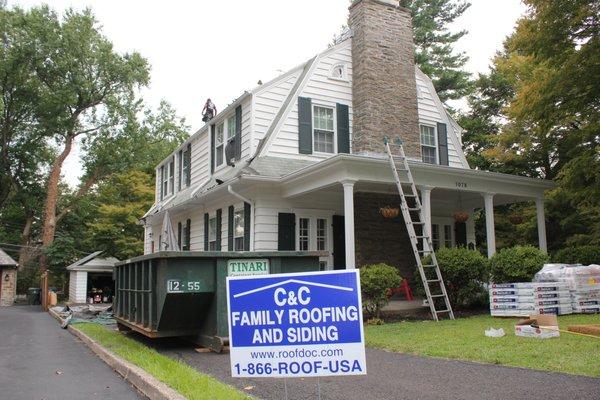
[142,0,552,280]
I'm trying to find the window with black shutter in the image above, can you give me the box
[298,97,313,154]
[278,213,296,250]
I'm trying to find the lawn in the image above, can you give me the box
[75,323,250,400]
[365,314,600,377]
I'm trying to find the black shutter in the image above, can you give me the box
[336,103,350,154]
[186,143,191,186]
[235,105,242,160]
[210,125,215,174]
[244,202,251,251]
[278,213,296,251]
[185,219,191,251]
[216,209,222,251]
[298,97,312,154]
[437,122,449,166]
[204,213,209,251]
[228,205,234,251]
[177,222,182,249]
[178,150,183,191]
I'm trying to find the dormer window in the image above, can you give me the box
[330,63,347,81]
[215,123,224,167]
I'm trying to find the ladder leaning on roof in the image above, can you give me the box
[384,137,455,321]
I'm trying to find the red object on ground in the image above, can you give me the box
[388,279,414,301]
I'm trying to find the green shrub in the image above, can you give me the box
[360,263,402,318]
[553,246,600,265]
[490,246,549,283]
[418,247,490,310]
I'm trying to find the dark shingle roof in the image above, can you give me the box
[0,248,18,267]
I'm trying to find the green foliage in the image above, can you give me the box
[360,263,402,318]
[87,170,155,259]
[16,265,41,295]
[553,246,600,265]
[400,0,472,101]
[419,247,489,309]
[490,246,549,283]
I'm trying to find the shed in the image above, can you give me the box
[67,251,119,304]
[0,248,18,306]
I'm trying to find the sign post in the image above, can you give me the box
[226,270,366,379]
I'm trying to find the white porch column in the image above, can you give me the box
[342,180,357,269]
[419,186,433,251]
[483,192,496,258]
[535,197,548,253]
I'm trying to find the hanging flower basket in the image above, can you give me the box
[453,211,469,223]
[380,206,400,219]
[508,213,525,225]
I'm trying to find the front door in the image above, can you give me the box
[332,215,346,270]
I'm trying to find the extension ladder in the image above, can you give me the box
[384,137,455,321]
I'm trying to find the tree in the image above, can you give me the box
[22,7,150,271]
[400,0,472,102]
[87,170,154,259]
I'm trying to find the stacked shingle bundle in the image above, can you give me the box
[489,282,572,317]
[560,265,600,314]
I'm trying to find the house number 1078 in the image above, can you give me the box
[455,182,467,188]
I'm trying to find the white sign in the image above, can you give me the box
[226,270,367,378]
[227,259,269,277]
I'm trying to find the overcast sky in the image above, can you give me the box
[11,0,527,186]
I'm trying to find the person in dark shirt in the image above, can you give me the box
[202,98,217,122]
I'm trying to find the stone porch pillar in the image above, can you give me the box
[483,192,496,258]
[535,197,548,253]
[342,180,357,269]
[419,186,433,251]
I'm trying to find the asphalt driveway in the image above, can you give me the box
[0,305,143,400]
[151,337,600,400]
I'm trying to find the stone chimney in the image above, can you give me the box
[349,0,421,157]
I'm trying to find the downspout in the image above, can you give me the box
[228,184,255,251]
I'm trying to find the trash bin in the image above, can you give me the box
[114,251,323,351]
[27,288,41,305]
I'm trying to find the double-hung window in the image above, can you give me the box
[233,209,244,251]
[227,115,236,141]
[168,158,174,194]
[215,123,224,167]
[316,218,327,251]
[420,125,437,164]
[444,225,453,248]
[431,224,440,250]
[179,144,190,190]
[298,218,310,251]
[313,105,335,153]
[208,217,217,251]
[161,165,168,199]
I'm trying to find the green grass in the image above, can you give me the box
[365,314,600,377]
[76,323,250,400]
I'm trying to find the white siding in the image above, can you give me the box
[190,132,210,187]
[240,96,253,159]
[69,271,88,303]
[415,71,466,168]
[253,71,301,151]
[266,41,353,159]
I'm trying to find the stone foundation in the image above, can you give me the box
[354,192,416,279]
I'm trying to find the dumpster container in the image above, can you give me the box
[27,287,41,305]
[114,251,323,351]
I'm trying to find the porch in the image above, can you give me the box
[278,154,554,271]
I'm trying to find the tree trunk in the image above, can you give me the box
[39,134,74,272]
[17,216,34,271]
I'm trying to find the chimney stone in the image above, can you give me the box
[349,0,421,157]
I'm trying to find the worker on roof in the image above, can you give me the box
[202,98,217,122]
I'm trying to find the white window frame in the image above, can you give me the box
[298,218,310,251]
[208,216,217,251]
[312,104,336,154]
[420,124,438,164]
[295,212,333,269]
[168,157,174,195]
[233,208,245,251]
[329,63,348,82]
[444,224,453,248]
[215,122,225,168]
